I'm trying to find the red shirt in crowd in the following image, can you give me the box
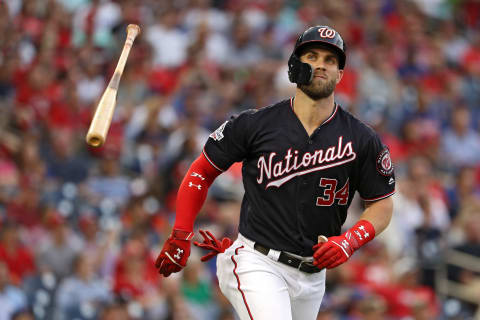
[0,244,36,285]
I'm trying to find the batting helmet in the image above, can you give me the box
[288,26,346,85]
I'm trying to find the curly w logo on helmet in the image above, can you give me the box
[317,27,336,38]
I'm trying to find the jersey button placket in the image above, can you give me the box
[303,136,314,187]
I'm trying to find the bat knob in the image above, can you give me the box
[127,24,141,37]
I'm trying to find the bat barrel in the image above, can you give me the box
[86,133,104,147]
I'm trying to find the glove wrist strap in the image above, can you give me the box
[344,219,375,251]
[171,229,194,241]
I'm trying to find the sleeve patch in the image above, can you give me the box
[209,121,228,141]
[376,148,393,176]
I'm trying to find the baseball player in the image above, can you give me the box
[155,26,395,320]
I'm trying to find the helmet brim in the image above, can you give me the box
[294,40,346,70]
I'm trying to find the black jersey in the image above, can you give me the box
[203,98,395,256]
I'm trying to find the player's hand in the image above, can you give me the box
[155,229,194,277]
[193,229,232,262]
[312,234,354,270]
[313,220,376,270]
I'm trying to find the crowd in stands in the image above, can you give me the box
[1,0,480,319]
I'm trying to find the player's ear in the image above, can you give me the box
[336,69,344,84]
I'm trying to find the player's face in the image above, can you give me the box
[299,47,344,100]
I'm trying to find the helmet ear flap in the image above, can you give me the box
[288,54,313,85]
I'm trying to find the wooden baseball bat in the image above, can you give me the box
[86,24,141,147]
[318,235,328,243]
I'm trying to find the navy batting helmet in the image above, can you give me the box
[288,26,346,85]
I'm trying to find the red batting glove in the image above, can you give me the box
[155,229,194,277]
[313,220,375,270]
[193,229,232,262]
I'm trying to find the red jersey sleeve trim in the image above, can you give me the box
[361,190,395,202]
[202,149,224,172]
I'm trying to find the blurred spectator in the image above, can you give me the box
[0,262,28,320]
[357,42,401,122]
[76,52,105,105]
[165,292,193,320]
[181,259,218,319]
[183,11,230,66]
[36,212,83,279]
[116,65,150,116]
[217,308,235,320]
[14,63,58,130]
[445,203,480,316]
[113,234,166,319]
[55,253,112,319]
[85,154,131,208]
[445,166,480,219]
[78,214,119,280]
[0,155,19,209]
[15,134,46,191]
[384,156,449,259]
[124,93,178,151]
[98,301,131,320]
[120,198,154,238]
[441,105,480,169]
[0,222,35,285]
[183,0,230,34]
[146,7,189,68]
[6,184,43,228]
[6,135,45,227]
[396,88,443,162]
[43,127,89,183]
[72,0,122,48]
[348,294,387,320]
[451,204,480,270]
[11,309,35,320]
[223,18,262,68]
[375,260,440,319]
[22,269,59,319]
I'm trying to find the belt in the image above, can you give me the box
[253,243,320,274]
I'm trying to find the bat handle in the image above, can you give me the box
[318,235,328,243]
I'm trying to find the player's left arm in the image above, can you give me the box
[313,197,393,270]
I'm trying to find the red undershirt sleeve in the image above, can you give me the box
[173,153,222,232]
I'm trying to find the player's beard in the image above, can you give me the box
[299,77,336,101]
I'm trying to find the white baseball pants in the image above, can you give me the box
[216,234,326,320]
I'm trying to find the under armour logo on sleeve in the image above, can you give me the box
[188,182,202,190]
[354,230,363,240]
[191,172,206,180]
[358,225,370,238]
[174,248,184,260]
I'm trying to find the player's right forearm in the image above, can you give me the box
[172,154,222,231]
[361,197,393,235]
